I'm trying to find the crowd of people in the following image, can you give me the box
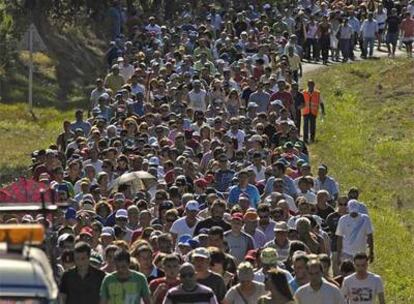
[4,0,414,303]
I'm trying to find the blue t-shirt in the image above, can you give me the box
[228,184,261,209]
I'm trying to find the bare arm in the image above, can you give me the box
[336,235,343,265]
[378,292,386,304]
[59,294,67,304]
[367,233,374,263]
[142,295,152,304]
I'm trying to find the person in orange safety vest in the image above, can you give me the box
[302,79,325,143]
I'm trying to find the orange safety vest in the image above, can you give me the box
[302,90,320,116]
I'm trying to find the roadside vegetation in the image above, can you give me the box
[306,58,414,303]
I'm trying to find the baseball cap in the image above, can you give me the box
[318,164,328,171]
[347,199,360,214]
[231,212,244,221]
[101,227,115,237]
[260,248,278,265]
[65,207,77,220]
[185,200,200,212]
[274,221,289,232]
[22,214,34,223]
[114,193,125,202]
[115,209,128,219]
[57,233,74,247]
[270,100,284,107]
[245,249,257,262]
[80,226,93,238]
[192,247,210,259]
[247,102,258,109]
[194,178,208,188]
[178,234,192,247]
[149,156,160,166]
[243,211,258,221]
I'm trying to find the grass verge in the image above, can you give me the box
[306,58,414,303]
[0,103,72,185]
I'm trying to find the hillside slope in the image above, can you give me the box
[305,58,414,303]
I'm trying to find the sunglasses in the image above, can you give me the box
[181,272,195,278]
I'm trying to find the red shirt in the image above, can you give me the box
[270,91,294,110]
[401,18,414,38]
[149,277,180,304]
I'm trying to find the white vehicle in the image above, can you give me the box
[0,224,58,304]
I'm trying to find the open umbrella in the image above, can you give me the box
[0,177,51,203]
[111,171,157,194]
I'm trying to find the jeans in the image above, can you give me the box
[303,114,317,142]
[305,38,318,60]
[363,37,375,57]
[339,38,351,60]
[319,36,330,62]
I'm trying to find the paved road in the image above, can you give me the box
[302,47,405,74]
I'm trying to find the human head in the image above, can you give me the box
[292,251,309,280]
[208,226,224,249]
[162,254,180,279]
[179,262,197,290]
[265,268,294,300]
[237,262,254,283]
[113,248,131,278]
[191,247,210,273]
[73,241,91,270]
[353,252,369,275]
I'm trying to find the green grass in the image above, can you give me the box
[0,103,73,185]
[306,58,414,303]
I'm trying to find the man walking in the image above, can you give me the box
[163,263,218,304]
[360,13,379,58]
[342,253,385,304]
[336,200,374,265]
[302,80,325,144]
[100,249,151,304]
[60,242,105,304]
[295,258,345,304]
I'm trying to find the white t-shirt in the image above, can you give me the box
[247,164,266,181]
[295,279,345,304]
[224,281,266,304]
[188,89,208,112]
[335,214,373,256]
[145,24,161,35]
[119,63,135,81]
[226,129,246,151]
[342,273,384,304]
[170,216,199,238]
[254,267,293,283]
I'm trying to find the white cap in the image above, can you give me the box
[185,200,200,211]
[149,156,160,166]
[115,209,128,218]
[348,199,360,214]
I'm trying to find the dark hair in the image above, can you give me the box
[209,247,227,266]
[340,260,355,274]
[257,203,270,213]
[266,269,294,300]
[163,253,180,265]
[61,249,74,264]
[114,248,131,264]
[105,244,119,256]
[208,226,224,238]
[74,241,91,257]
[354,252,369,261]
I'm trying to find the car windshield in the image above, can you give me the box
[0,298,49,304]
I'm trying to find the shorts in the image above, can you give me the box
[386,32,399,45]
[402,37,414,45]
